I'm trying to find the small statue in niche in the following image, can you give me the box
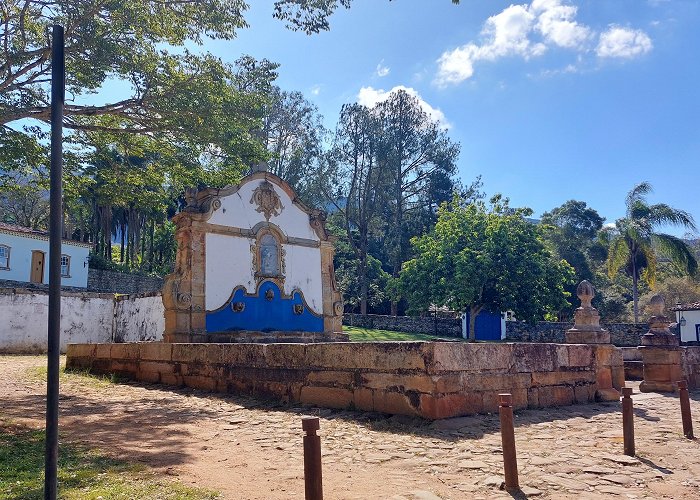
[260,234,279,276]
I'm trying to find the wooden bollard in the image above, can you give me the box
[621,387,635,456]
[302,416,323,500]
[677,380,694,439]
[499,393,519,491]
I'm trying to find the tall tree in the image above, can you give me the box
[606,182,698,323]
[541,200,605,319]
[400,196,575,340]
[374,90,459,314]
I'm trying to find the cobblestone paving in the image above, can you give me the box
[1,355,699,499]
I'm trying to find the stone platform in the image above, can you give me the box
[66,341,624,420]
[164,330,349,344]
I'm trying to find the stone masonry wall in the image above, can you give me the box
[505,322,648,347]
[87,269,164,295]
[66,341,624,420]
[343,313,647,346]
[344,313,462,337]
[681,346,700,389]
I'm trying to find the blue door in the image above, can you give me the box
[464,311,503,340]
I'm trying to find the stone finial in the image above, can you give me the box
[566,280,610,344]
[577,280,595,309]
[642,293,678,345]
[649,294,665,317]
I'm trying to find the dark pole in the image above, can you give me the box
[499,393,519,491]
[677,380,694,439]
[302,417,323,500]
[45,24,64,500]
[621,387,635,456]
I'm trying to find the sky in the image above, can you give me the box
[124,1,700,234]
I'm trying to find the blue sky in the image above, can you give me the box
[119,1,700,233]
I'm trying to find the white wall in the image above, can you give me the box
[208,179,320,242]
[204,177,324,313]
[679,310,700,342]
[0,232,89,287]
[0,289,164,354]
[205,233,255,310]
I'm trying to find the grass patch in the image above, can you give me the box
[0,421,219,499]
[25,364,119,389]
[345,325,463,342]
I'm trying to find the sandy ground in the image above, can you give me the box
[2,355,700,499]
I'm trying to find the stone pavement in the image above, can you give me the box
[1,355,700,499]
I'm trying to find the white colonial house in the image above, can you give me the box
[0,222,91,288]
[671,301,700,343]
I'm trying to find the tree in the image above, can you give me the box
[262,87,326,202]
[400,196,575,340]
[541,200,605,319]
[606,182,698,323]
[374,90,460,315]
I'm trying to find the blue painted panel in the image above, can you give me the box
[465,311,503,340]
[206,281,324,333]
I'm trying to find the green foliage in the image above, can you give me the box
[400,196,575,339]
[606,182,697,322]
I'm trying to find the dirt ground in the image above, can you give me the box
[2,355,700,499]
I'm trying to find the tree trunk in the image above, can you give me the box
[632,248,639,324]
[359,248,368,315]
[119,222,125,263]
[468,305,482,342]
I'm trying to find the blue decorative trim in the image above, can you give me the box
[206,281,323,333]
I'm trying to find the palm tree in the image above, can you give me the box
[607,182,698,323]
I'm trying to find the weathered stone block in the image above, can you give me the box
[512,344,555,373]
[429,343,513,373]
[537,386,574,407]
[574,384,594,403]
[306,370,354,387]
[139,361,176,375]
[419,392,483,419]
[183,375,217,391]
[567,345,594,367]
[139,342,172,362]
[66,343,96,359]
[596,367,612,389]
[373,390,419,416]
[300,386,353,409]
[138,370,161,383]
[95,343,111,359]
[305,342,427,371]
[361,372,434,393]
[353,387,374,411]
[461,373,532,392]
[172,343,215,364]
[531,370,595,387]
[265,343,307,367]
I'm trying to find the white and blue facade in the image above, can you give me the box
[0,223,90,288]
[162,172,344,340]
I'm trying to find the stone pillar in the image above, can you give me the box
[639,294,681,393]
[566,280,611,344]
[566,281,622,400]
[320,239,343,333]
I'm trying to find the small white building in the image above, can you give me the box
[0,222,91,288]
[671,302,700,343]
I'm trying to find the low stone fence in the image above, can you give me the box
[344,313,462,337]
[87,269,164,295]
[0,288,164,353]
[66,341,623,420]
[505,322,648,347]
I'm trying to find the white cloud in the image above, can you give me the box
[310,84,321,96]
[597,26,653,58]
[434,0,651,86]
[375,61,390,77]
[357,85,450,127]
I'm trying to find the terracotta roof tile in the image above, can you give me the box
[670,302,700,311]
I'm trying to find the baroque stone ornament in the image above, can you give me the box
[640,293,682,393]
[250,180,283,221]
[565,280,610,344]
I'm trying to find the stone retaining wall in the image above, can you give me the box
[681,347,700,389]
[66,341,624,420]
[87,269,164,294]
[344,313,462,337]
[505,322,648,347]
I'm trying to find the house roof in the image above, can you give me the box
[669,302,700,312]
[0,222,92,248]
